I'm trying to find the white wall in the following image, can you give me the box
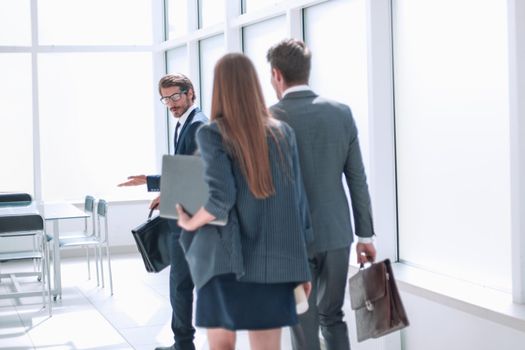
[0,200,151,254]
[400,293,525,350]
[343,266,525,350]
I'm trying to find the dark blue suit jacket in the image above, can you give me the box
[146,107,208,234]
[146,107,208,191]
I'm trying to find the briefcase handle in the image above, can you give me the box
[359,251,375,269]
[359,262,373,270]
[147,208,156,221]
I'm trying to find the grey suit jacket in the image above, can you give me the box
[270,90,374,254]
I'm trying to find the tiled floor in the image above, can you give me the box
[0,253,313,350]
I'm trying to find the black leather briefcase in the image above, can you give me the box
[131,209,171,273]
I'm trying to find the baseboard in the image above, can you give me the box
[59,245,139,258]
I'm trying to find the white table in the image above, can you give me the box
[37,202,89,299]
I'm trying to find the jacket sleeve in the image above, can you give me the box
[286,125,313,245]
[146,175,160,192]
[342,106,375,238]
[183,121,204,155]
[196,124,237,222]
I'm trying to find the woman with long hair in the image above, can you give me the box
[176,53,312,350]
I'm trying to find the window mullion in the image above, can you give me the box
[508,0,525,304]
[30,0,42,201]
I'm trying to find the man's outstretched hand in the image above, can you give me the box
[118,175,147,187]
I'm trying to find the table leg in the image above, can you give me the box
[53,220,62,299]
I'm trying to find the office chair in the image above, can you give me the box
[0,214,52,316]
[0,192,32,206]
[96,199,113,295]
[0,193,43,279]
[58,195,101,285]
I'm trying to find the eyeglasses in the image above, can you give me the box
[160,90,187,105]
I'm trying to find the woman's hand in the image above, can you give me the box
[302,281,312,299]
[176,204,194,231]
[176,205,217,232]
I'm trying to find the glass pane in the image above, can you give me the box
[166,0,188,39]
[38,0,153,45]
[243,0,283,13]
[394,0,511,291]
[0,54,33,194]
[0,0,31,46]
[166,46,190,154]
[199,34,225,117]
[38,52,157,201]
[304,0,369,169]
[167,46,189,77]
[243,16,286,107]
[199,0,224,28]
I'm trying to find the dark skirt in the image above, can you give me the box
[196,273,298,331]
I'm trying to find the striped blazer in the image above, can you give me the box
[180,121,312,289]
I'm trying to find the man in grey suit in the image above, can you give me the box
[267,39,377,350]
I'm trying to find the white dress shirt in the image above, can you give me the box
[175,104,197,145]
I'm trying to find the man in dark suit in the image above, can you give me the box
[267,39,377,350]
[119,74,207,350]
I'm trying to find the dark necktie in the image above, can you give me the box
[174,121,181,153]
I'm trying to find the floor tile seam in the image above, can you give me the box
[142,277,170,299]
[12,301,37,350]
[75,285,135,349]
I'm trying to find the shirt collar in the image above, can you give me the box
[282,85,312,98]
[176,104,197,128]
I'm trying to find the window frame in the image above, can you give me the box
[1,0,522,333]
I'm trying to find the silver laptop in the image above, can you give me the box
[159,155,227,226]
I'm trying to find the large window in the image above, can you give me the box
[38,53,156,201]
[0,0,31,46]
[0,53,34,194]
[393,0,511,291]
[199,0,224,28]
[0,1,158,201]
[242,16,286,107]
[167,46,190,154]
[167,46,190,77]
[166,0,188,40]
[242,0,284,13]
[38,0,153,45]
[199,35,225,117]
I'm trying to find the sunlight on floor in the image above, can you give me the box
[0,253,306,350]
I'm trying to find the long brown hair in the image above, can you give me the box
[210,53,277,199]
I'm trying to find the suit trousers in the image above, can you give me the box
[169,231,196,350]
[291,246,351,350]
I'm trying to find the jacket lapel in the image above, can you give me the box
[174,108,198,154]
